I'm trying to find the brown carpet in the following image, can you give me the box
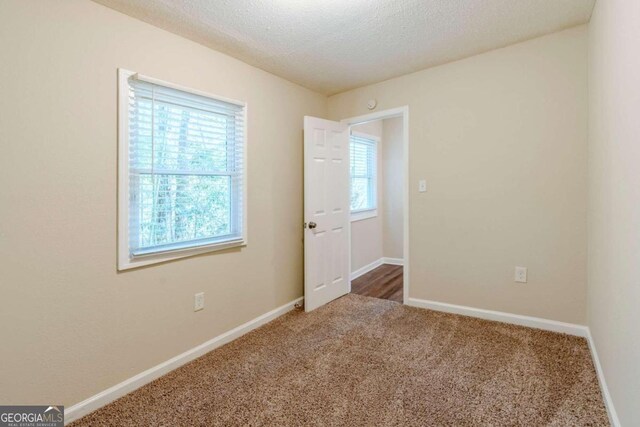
[71,294,609,426]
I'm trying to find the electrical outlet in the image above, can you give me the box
[194,292,205,311]
[514,266,527,283]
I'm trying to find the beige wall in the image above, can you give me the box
[329,26,589,324]
[350,121,384,272]
[0,0,325,407]
[588,0,640,424]
[381,117,404,260]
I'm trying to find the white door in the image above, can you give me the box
[304,116,350,312]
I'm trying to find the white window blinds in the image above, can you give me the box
[350,134,377,212]
[125,75,245,259]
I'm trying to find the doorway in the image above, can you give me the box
[303,107,409,312]
[348,115,405,303]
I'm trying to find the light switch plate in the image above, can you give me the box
[418,179,427,192]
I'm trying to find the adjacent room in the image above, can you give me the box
[350,117,405,303]
[1,0,638,426]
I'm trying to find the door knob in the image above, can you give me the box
[308,222,317,229]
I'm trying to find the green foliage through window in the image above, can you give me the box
[127,79,244,255]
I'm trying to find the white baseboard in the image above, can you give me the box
[585,330,621,427]
[351,258,405,280]
[350,258,383,280]
[406,297,588,337]
[64,297,303,425]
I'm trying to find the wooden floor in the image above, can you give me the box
[351,264,403,302]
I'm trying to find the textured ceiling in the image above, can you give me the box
[92,0,595,95]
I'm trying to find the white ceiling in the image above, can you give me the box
[93,0,595,95]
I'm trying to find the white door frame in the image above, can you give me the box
[340,106,410,305]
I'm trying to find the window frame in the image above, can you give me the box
[117,69,248,270]
[349,131,379,222]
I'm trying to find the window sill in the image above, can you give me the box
[351,210,377,222]
[118,239,246,271]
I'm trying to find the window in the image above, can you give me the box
[118,70,246,270]
[350,132,378,220]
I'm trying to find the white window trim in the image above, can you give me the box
[350,130,379,222]
[117,69,248,270]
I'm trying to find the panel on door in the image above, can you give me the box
[304,116,350,312]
